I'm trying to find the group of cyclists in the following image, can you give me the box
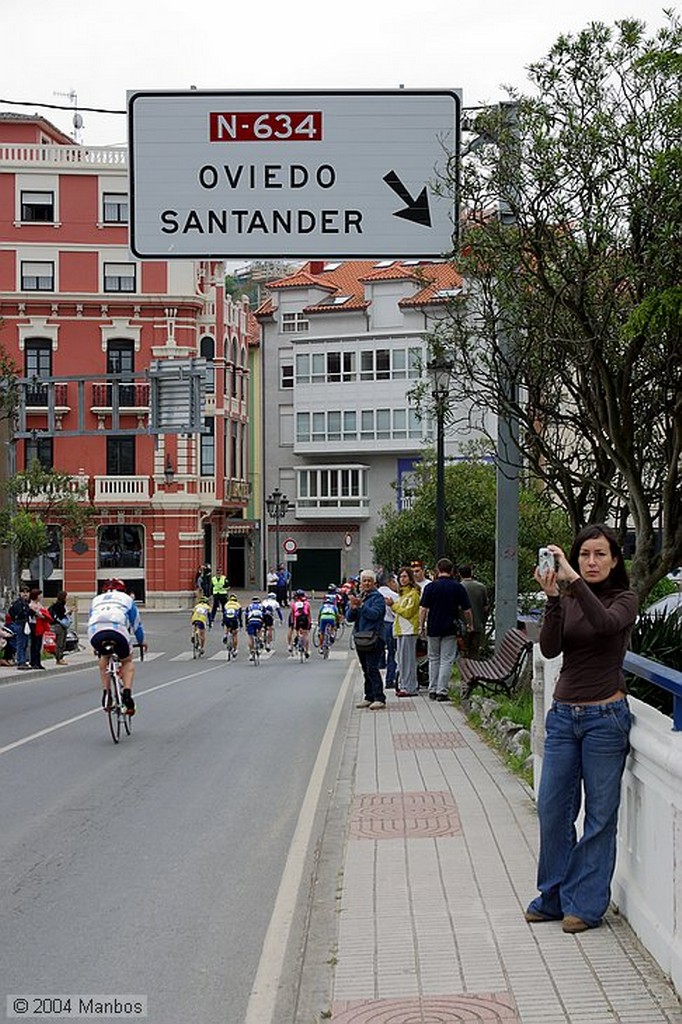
[85,577,356,721]
[190,584,351,661]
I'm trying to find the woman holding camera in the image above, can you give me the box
[525,524,638,933]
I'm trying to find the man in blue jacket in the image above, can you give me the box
[346,569,386,709]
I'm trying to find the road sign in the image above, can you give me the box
[29,555,54,580]
[285,553,298,562]
[128,90,460,259]
[282,538,298,554]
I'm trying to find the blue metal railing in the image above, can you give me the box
[624,651,682,732]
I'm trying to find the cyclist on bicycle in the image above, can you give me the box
[245,596,265,660]
[261,592,283,651]
[317,593,339,652]
[190,595,211,656]
[87,579,146,716]
[222,594,243,656]
[287,589,311,658]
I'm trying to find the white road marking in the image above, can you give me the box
[0,664,220,756]
[243,659,355,1024]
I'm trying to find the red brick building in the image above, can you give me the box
[0,114,257,605]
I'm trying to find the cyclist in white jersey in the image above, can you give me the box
[88,579,146,715]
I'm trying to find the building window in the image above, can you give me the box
[21,261,54,291]
[200,336,215,394]
[311,353,325,383]
[106,436,135,475]
[393,408,407,438]
[296,412,310,443]
[376,409,391,439]
[107,339,135,405]
[295,353,310,383]
[103,262,136,292]
[281,311,309,333]
[311,411,325,442]
[21,190,54,222]
[327,410,341,440]
[102,192,128,223]
[25,434,53,470]
[327,352,341,382]
[200,417,215,476]
[343,410,357,439]
[25,339,52,405]
[280,363,294,389]
[296,466,368,510]
[342,351,356,382]
[98,524,144,569]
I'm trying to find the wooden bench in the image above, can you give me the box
[460,627,533,698]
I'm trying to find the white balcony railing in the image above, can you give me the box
[93,476,150,503]
[0,144,127,168]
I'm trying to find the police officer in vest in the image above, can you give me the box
[209,567,230,627]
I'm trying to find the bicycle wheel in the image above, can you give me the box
[299,636,306,663]
[192,628,200,659]
[336,618,347,640]
[225,633,234,660]
[311,626,320,649]
[322,634,330,659]
[106,679,120,744]
[123,701,132,736]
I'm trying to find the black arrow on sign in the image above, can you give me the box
[383,171,432,227]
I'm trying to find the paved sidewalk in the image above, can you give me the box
[0,646,93,684]
[329,686,682,1024]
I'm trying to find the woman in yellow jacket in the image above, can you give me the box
[388,566,421,696]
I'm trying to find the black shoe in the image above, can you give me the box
[122,687,136,716]
[436,693,450,702]
[32,664,46,670]
[428,691,437,700]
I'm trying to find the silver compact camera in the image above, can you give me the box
[538,547,558,575]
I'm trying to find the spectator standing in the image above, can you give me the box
[209,567,229,627]
[410,559,431,592]
[419,558,473,701]
[377,574,398,689]
[8,586,31,669]
[525,525,637,933]
[347,570,386,710]
[276,565,290,606]
[390,566,421,696]
[196,564,212,599]
[28,588,52,670]
[48,589,72,665]
[458,565,489,657]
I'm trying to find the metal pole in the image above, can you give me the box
[436,403,446,560]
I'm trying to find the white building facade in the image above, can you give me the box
[257,259,488,589]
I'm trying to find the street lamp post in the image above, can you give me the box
[428,357,454,561]
[265,487,290,584]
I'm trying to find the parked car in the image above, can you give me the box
[641,592,682,621]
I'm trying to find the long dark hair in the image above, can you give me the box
[397,566,417,589]
[568,524,630,589]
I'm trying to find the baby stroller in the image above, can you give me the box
[416,636,429,687]
[43,628,81,657]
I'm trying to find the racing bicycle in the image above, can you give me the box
[101,641,144,744]
[191,623,204,659]
[223,629,237,660]
[250,629,264,666]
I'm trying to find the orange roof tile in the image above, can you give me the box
[260,259,463,316]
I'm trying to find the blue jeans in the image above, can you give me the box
[382,621,397,687]
[11,623,28,665]
[357,643,386,704]
[528,698,631,926]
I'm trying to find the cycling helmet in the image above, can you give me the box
[267,592,277,600]
[252,595,262,602]
[295,589,305,597]
[103,578,126,592]
[228,594,238,601]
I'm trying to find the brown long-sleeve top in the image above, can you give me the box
[540,577,638,703]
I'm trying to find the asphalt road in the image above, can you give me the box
[0,613,352,1024]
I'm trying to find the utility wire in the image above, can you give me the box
[0,98,125,114]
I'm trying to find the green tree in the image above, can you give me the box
[1,461,95,570]
[434,15,682,600]
[371,459,572,594]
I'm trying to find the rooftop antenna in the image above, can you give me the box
[53,89,83,143]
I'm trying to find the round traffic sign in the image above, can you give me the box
[282,537,298,554]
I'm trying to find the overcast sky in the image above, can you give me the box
[0,0,672,147]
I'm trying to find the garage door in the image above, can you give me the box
[291,549,341,592]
